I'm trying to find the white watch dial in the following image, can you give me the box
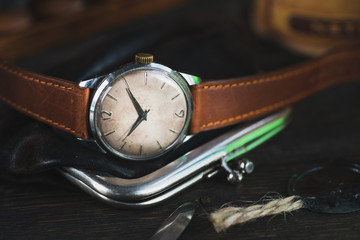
[94,68,190,160]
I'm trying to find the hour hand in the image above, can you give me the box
[126,88,144,116]
[123,109,150,140]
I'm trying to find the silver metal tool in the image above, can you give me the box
[60,108,291,208]
[150,202,195,240]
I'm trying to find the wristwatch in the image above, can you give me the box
[0,48,359,161]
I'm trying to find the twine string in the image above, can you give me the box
[210,195,303,232]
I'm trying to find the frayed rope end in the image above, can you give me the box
[210,195,303,232]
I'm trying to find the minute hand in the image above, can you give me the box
[126,88,145,116]
[124,87,150,139]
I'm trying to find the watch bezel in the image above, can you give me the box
[89,62,193,161]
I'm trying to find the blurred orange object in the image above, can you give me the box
[252,0,360,56]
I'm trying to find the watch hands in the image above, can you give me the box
[124,109,150,140]
[122,81,150,141]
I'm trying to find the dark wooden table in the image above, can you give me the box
[1,0,360,239]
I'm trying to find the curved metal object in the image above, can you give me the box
[60,108,291,208]
[150,202,195,240]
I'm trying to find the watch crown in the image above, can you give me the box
[135,53,153,65]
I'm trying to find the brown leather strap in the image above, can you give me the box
[190,47,360,134]
[0,60,90,139]
[1,48,359,139]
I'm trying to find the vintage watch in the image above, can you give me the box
[0,49,359,161]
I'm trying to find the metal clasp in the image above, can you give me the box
[60,108,291,208]
[221,156,254,184]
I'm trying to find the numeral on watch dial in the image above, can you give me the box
[175,110,185,118]
[101,111,112,120]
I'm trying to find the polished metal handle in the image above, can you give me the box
[60,108,291,208]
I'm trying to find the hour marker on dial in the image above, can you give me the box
[106,94,118,102]
[169,129,178,134]
[157,140,163,149]
[160,82,166,89]
[171,94,180,100]
[145,71,148,85]
[104,130,115,136]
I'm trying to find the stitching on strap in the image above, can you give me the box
[202,65,313,89]
[0,95,76,134]
[201,51,355,90]
[0,62,74,90]
[199,50,359,129]
[200,80,340,129]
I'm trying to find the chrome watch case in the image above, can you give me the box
[79,57,200,161]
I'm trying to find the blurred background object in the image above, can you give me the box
[0,0,193,60]
[31,0,86,19]
[252,0,360,56]
[0,0,32,33]
[1,0,359,60]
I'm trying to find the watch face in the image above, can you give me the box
[91,64,192,160]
